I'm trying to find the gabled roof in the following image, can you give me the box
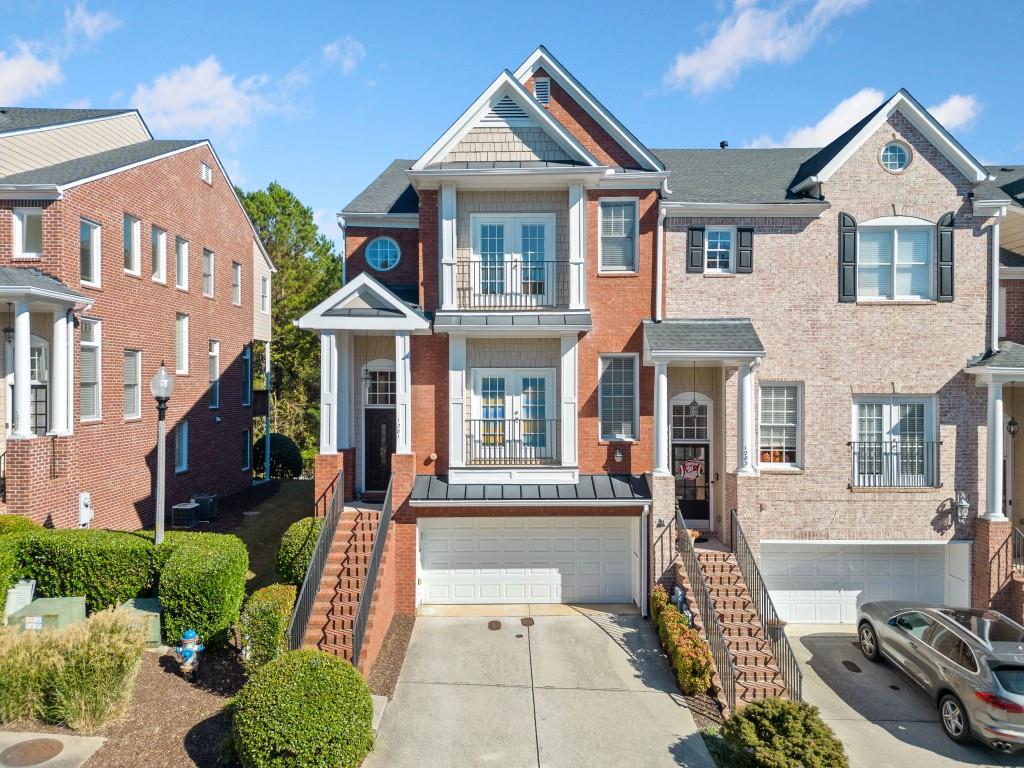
[0,107,145,136]
[0,140,201,186]
[790,89,989,192]
[411,70,600,172]
[655,148,820,205]
[296,272,430,332]
[513,46,663,173]
[345,159,418,214]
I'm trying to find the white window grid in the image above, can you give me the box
[705,227,735,273]
[232,261,242,305]
[80,319,101,421]
[175,313,189,374]
[202,249,214,297]
[598,354,637,440]
[597,199,638,273]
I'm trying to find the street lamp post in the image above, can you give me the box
[150,362,175,545]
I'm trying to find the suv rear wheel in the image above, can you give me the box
[939,693,974,745]
[858,621,880,662]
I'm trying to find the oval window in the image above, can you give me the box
[366,237,400,272]
[880,142,910,173]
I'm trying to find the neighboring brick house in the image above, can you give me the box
[301,48,1022,640]
[0,107,274,528]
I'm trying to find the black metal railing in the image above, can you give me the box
[352,474,394,667]
[287,470,344,651]
[849,440,940,488]
[676,508,739,714]
[1014,527,1024,570]
[456,259,568,309]
[0,451,6,502]
[466,418,560,465]
[730,510,803,702]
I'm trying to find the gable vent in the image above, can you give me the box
[533,77,550,105]
[482,94,533,126]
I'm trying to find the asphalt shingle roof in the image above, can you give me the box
[0,107,134,135]
[1001,248,1024,269]
[978,165,1024,209]
[344,158,418,214]
[644,318,764,355]
[654,148,820,204]
[0,140,201,186]
[411,473,651,503]
[0,266,85,299]
[968,341,1024,371]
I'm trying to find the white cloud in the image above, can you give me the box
[663,0,869,94]
[322,36,365,76]
[0,43,62,103]
[63,2,120,48]
[748,87,884,147]
[927,93,981,131]
[131,56,270,139]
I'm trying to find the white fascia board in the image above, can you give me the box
[973,200,1010,218]
[513,46,664,172]
[1000,267,1024,280]
[0,185,61,200]
[409,166,606,191]
[297,315,430,332]
[296,271,430,331]
[412,70,599,172]
[660,201,830,218]
[341,213,420,229]
[597,170,670,190]
[646,350,764,366]
[0,285,93,309]
[0,110,151,140]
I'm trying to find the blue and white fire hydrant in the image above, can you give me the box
[174,629,204,681]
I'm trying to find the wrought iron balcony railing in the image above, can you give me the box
[466,418,560,465]
[456,259,568,310]
[849,440,940,488]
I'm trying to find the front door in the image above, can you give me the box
[674,443,710,527]
[364,409,395,492]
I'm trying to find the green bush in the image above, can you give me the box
[0,514,41,537]
[240,583,296,676]
[0,608,145,731]
[718,697,848,768]
[232,649,373,768]
[650,584,669,625]
[159,532,249,649]
[0,537,19,616]
[654,591,714,696]
[253,433,304,480]
[275,517,322,586]
[16,530,155,612]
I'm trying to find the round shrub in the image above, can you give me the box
[719,697,848,768]
[0,514,40,537]
[253,433,303,480]
[239,583,296,676]
[232,649,373,768]
[669,626,713,695]
[276,517,322,586]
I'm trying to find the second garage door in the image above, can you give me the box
[419,516,637,605]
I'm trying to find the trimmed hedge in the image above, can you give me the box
[652,584,714,695]
[232,649,373,768]
[0,514,41,537]
[240,583,296,676]
[253,433,303,480]
[276,517,322,586]
[0,538,19,617]
[717,697,848,768]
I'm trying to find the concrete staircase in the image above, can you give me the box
[695,548,788,704]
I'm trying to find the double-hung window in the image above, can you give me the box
[260,275,270,313]
[598,199,638,273]
[232,261,242,305]
[852,395,937,487]
[151,226,166,282]
[175,313,189,374]
[175,419,189,472]
[13,208,43,259]
[759,384,801,468]
[242,344,252,406]
[202,249,214,297]
[857,222,933,300]
[175,237,189,290]
[124,350,141,419]
[470,214,555,307]
[80,218,101,286]
[208,340,220,408]
[599,355,637,440]
[123,214,141,274]
[705,227,735,273]
[80,319,101,421]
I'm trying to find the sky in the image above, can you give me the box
[2,0,1023,250]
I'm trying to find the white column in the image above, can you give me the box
[449,334,466,467]
[986,380,1008,521]
[568,183,587,309]
[560,334,579,466]
[737,363,757,475]
[653,363,669,475]
[12,302,31,438]
[395,331,411,453]
[50,309,68,434]
[335,332,352,450]
[318,331,337,453]
[440,183,457,311]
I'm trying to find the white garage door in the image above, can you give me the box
[419,516,637,604]
[761,542,949,624]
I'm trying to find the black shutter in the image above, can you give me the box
[687,227,705,273]
[736,227,754,273]
[838,212,857,302]
[937,211,954,302]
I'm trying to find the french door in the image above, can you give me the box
[853,398,936,487]
[470,369,556,464]
[471,215,555,308]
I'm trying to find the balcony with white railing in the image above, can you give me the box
[849,440,940,489]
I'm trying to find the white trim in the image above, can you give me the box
[175,313,189,374]
[704,225,737,274]
[412,70,599,171]
[360,356,398,493]
[231,260,242,305]
[447,465,579,485]
[408,166,607,191]
[202,248,215,297]
[0,110,151,140]
[660,201,829,218]
[434,312,592,336]
[175,237,189,291]
[79,317,101,423]
[598,353,639,441]
[208,339,220,409]
[150,225,167,284]
[123,348,142,420]
[757,381,803,470]
[341,212,419,229]
[0,186,60,201]
[12,207,43,259]
[242,427,252,471]
[79,217,101,288]
[365,235,401,273]
[296,271,431,332]
[669,391,714,530]
[855,221,935,301]
[259,275,270,314]
[1001,267,1024,281]
[122,214,140,275]
[513,46,664,172]
[597,197,640,274]
[1001,286,1008,337]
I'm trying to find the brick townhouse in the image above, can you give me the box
[298,47,1024,673]
[0,107,274,528]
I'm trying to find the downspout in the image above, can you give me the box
[654,206,666,322]
[641,503,650,618]
[991,217,1001,354]
[264,340,271,481]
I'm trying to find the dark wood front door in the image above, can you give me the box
[674,443,710,526]
[364,409,396,492]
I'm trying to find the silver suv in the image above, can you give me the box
[858,601,1024,754]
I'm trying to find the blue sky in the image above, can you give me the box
[3,1,1023,249]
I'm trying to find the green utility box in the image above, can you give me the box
[119,597,163,647]
[8,597,86,632]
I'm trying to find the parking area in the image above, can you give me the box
[788,625,1024,768]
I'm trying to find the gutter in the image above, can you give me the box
[0,184,61,201]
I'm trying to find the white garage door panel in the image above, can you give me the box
[420,517,634,604]
[761,542,947,624]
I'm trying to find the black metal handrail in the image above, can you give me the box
[456,259,568,309]
[676,508,738,713]
[352,474,394,667]
[1014,527,1024,570]
[849,440,940,488]
[0,451,6,501]
[730,509,802,702]
[287,470,343,651]
[466,418,560,465]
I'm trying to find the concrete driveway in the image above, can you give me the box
[365,606,714,768]
[788,625,1024,768]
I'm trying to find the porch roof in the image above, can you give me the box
[966,341,1024,372]
[434,311,592,334]
[0,267,89,307]
[643,318,764,364]
[410,473,651,506]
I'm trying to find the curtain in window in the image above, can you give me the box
[759,385,798,463]
[896,229,930,298]
[857,230,892,298]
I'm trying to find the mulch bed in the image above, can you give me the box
[682,691,725,732]
[366,614,415,699]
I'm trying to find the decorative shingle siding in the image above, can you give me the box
[444,126,571,164]
[464,337,561,421]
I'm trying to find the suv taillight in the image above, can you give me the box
[976,691,1024,713]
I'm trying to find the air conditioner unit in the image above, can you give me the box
[171,501,199,529]
[191,494,219,522]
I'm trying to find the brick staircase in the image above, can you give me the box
[695,548,788,704]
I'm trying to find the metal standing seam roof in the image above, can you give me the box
[0,140,202,186]
[643,318,765,355]
[967,341,1024,371]
[433,312,592,329]
[411,474,651,503]
[0,107,134,135]
[0,266,86,299]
